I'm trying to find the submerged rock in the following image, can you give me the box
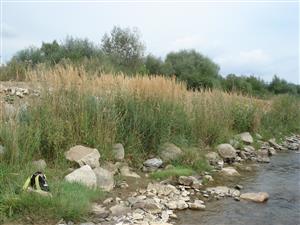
[240,192,269,202]
[220,167,240,176]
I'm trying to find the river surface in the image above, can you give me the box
[178,152,300,225]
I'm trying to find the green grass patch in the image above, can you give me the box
[0,164,104,223]
[150,166,194,180]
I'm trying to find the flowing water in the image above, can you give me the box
[178,152,300,225]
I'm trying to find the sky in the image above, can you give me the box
[1,0,299,84]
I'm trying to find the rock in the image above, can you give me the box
[235,184,243,190]
[268,138,282,150]
[188,200,206,210]
[238,132,253,144]
[178,176,195,186]
[159,143,183,161]
[220,167,240,176]
[64,165,97,188]
[205,152,222,166]
[240,192,269,202]
[103,197,114,205]
[217,144,237,162]
[204,175,214,182]
[93,167,114,191]
[143,158,163,171]
[109,204,131,216]
[165,201,177,210]
[65,145,100,168]
[244,145,255,153]
[268,147,277,156]
[147,183,179,196]
[112,143,125,161]
[257,150,270,163]
[32,159,47,171]
[133,199,162,214]
[91,203,109,218]
[207,186,240,197]
[176,200,188,210]
[120,165,141,178]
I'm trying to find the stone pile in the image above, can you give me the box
[88,180,206,225]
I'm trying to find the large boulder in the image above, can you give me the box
[240,192,269,202]
[65,145,100,168]
[217,144,237,162]
[159,143,183,161]
[93,167,114,191]
[112,143,125,161]
[64,165,97,188]
[238,132,253,144]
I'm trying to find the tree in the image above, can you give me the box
[163,50,220,89]
[101,26,145,73]
[145,54,163,74]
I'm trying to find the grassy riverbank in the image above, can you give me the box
[1,65,299,223]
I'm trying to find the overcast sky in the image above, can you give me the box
[1,0,299,84]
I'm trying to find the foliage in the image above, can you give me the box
[150,166,194,180]
[163,50,221,90]
[101,26,145,73]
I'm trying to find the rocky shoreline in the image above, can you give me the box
[53,134,300,225]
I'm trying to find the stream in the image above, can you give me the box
[177,152,300,225]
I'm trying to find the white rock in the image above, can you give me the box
[64,165,97,188]
[65,145,100,168]
[217,144,237,161]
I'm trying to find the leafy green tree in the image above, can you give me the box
[163,50,220,89]
[145,54,163,74]
[101,26,145,73]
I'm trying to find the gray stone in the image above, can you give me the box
[91,203,109,218]
[64,165,97,188]
[109,204,131,216]
[159,143,183,161]
[143,158,163,168]
[217,144,237,162]
[112,143,125,161]
[65,145,100,168]
[93,167,114,191]
[238,132,253,144]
